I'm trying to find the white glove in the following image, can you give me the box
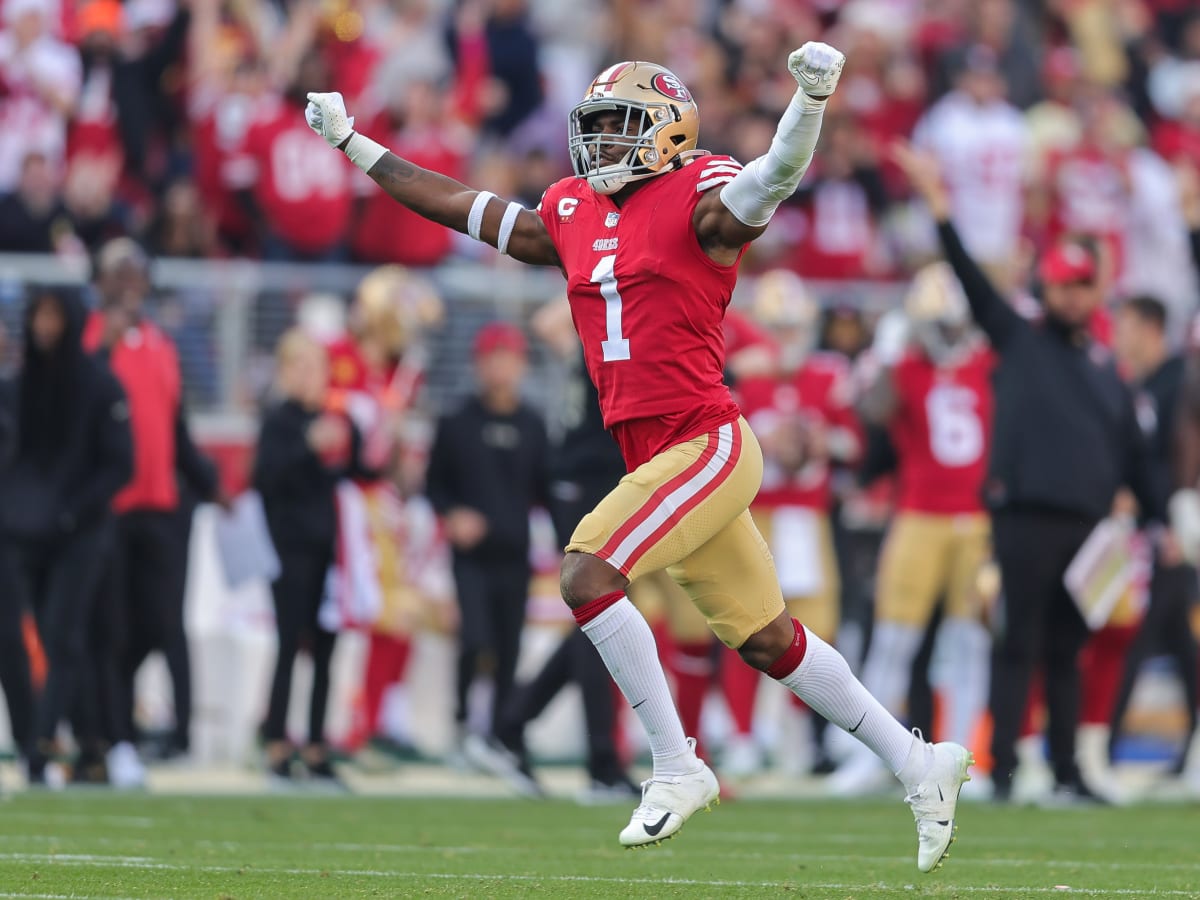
[305,91,355,148]
[788,41,845,99]
[872,309,911,367]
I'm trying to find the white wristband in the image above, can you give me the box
[343,132,388,173]
[467,191,496,241]
[496,202,523,256]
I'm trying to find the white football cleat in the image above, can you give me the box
[106,741,146,790]
[619,741,719,849]
[903,740,973,873]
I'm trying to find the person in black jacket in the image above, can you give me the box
[895,143,1166,803]
[0,287,133,785]
[0,377,35,772]
[426,322,549,757]
[1108,295,1196,774]
[464,300,638,799]
[253,329,368,781]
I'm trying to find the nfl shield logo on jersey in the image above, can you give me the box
[605,212,620,228]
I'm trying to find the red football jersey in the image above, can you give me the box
[537,155,746,469]
[738,353,861,510]
[246,98,354,253]
[889,346,995,514]
[1044,144,1130,277]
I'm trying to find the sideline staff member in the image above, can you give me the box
[895,143,1166,802]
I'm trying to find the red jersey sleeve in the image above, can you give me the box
[535,178,578,256]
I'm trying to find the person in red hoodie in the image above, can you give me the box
[80,238,222,786]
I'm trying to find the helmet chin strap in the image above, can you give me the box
[589,173,626,195]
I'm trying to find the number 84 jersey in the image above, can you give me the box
[889,346,996,515]
[536,155,746,470]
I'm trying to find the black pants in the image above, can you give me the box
[1109,559,1198,769]
[452,555,530,731]
[263,543,337,744]
[485,481,624,777]
[496,628,624,780]
[106,510,189,745]
[0,541,33,759]
[990,509,1096,788]
[13,520,110,763]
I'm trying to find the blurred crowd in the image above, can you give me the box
[1,0,1200,803]
[0,0,1198,291]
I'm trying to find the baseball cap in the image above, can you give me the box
[1039,242,1096,285]
[473,322,528,358]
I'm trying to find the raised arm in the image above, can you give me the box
[305,92,559,268]
[892,142,1024,350]
[693,42,845,264]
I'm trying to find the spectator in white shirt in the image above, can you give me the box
[0,0,80,191]
[913,44,1028,271]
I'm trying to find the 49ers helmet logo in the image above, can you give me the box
[651,72,691,102]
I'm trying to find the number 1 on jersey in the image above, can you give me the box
[591,254,630,362]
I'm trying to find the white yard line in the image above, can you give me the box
[0,853,1196,895]
[4,841,1198,874]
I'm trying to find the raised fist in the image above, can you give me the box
[788,42,845,99]
[305,91,355,148]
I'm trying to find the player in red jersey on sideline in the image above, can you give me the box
[832,262,996,796]
[304,44,970,869]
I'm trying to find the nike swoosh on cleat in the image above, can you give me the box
[937,820,950,826]
[643,813,671,837]
[848,711,868,733]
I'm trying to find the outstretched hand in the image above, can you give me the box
[788,41,845,99]
[305,91,355,148]
[890,140,951,221]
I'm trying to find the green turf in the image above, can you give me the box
[0,792,1196,899]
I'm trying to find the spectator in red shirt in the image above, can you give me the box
[245,50,354,261]
[791,113,890,280]
[350,79,470,266]
[80,238,222,783]
[1034,89,1135,278]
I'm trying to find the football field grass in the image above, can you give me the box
[0,792,1196,899]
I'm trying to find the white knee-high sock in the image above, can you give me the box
[859,621,924,717]
[776,626,921,778]
[578,594,698,777]
[937,616,991,748]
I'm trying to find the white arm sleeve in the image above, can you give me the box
[719,91,827,228]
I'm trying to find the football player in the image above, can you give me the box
[325,266,441,753]
[305,45,971,868]
[832,262,995,794]
[731,270,862,775]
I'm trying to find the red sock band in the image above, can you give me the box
[573,590,625,626]
[766,618,808,680]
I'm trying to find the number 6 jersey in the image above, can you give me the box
[536,154,746,470]
[889,346,996,515]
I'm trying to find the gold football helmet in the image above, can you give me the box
[568,61,700,195]
[352,265,442,359]
[752,269,820,370]
[904,262,972,366]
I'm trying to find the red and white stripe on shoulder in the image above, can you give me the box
[696,157,744,193]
